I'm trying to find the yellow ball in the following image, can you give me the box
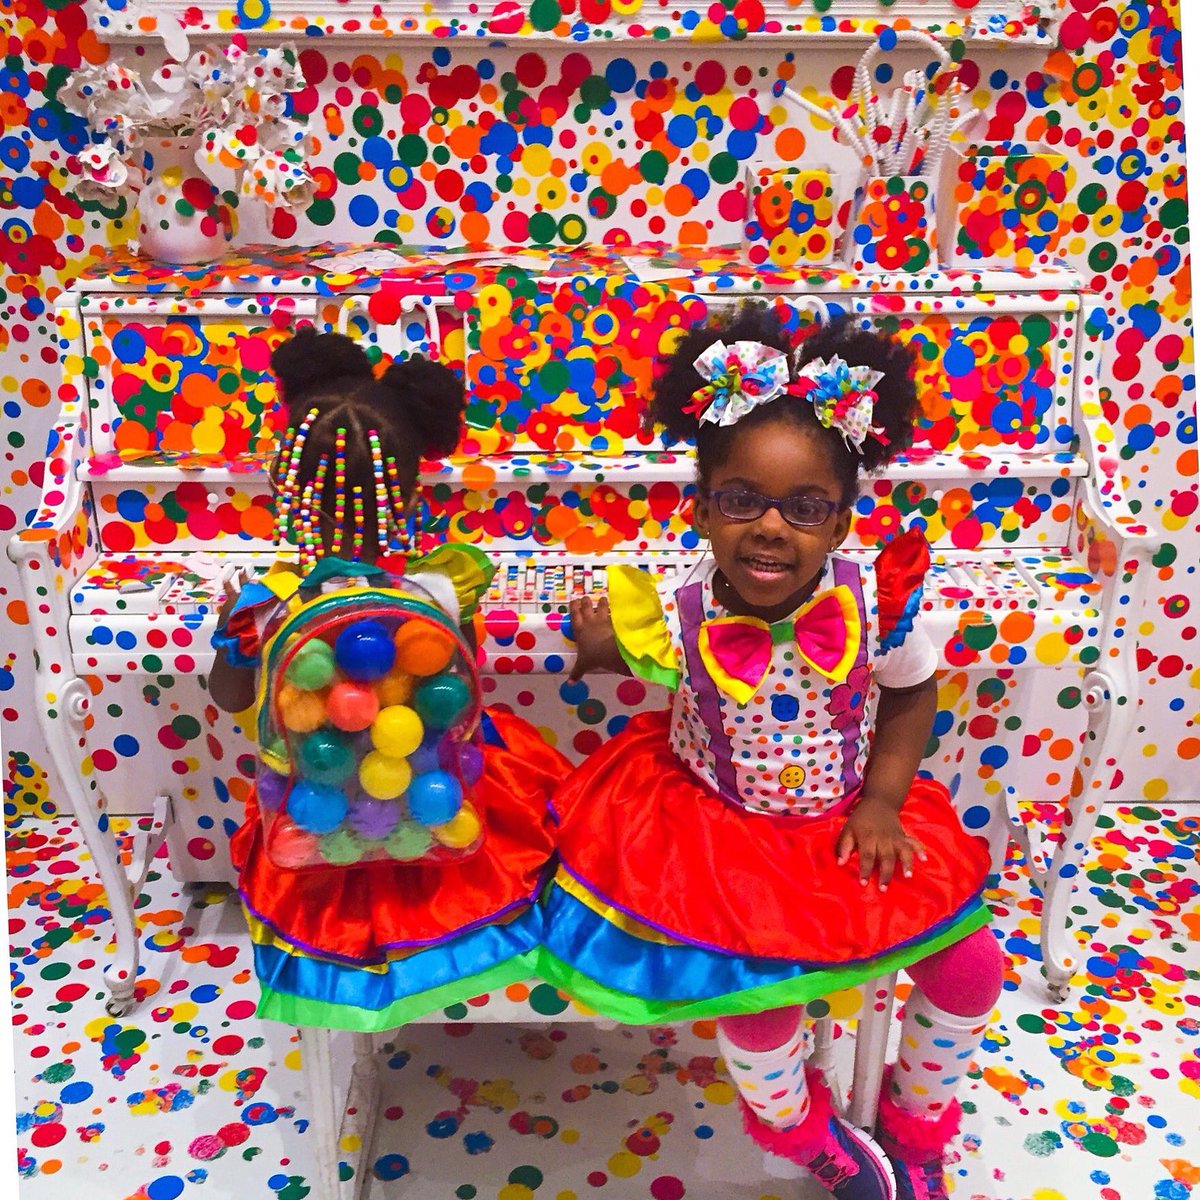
[370,705,424,758]
[358,751,412,800]
[431,803,482,849]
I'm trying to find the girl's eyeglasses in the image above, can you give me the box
[703,489,843,529]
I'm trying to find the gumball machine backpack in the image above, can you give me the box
[255,585,487,870]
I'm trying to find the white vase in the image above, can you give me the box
[136,135,235,264]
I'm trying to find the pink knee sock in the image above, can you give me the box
[718,1005,804,1052]
[905,927,1004,1016]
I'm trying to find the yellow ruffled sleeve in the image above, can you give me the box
[405,543,497,620]
[607,565,680,690]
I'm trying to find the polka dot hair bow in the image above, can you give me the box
[684,340,793,427]
[787,355,889,451]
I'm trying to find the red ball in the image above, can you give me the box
[326,682,381,732]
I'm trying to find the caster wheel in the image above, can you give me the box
[1047,982,1070,1005]
[105,996,131,1017]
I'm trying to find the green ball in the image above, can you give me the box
[413,673,471,730]
[287,639,336,691]
[383,820,434,861]
[297,729,355,787]
[320,827,366,865]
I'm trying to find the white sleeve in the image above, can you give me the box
[874,614,938,690]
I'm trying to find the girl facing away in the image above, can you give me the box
[538,307,1005,1200]
[210,328,570,1032]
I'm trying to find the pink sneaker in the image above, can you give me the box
[874,1066,962,1200]
[739,1067,896,1200]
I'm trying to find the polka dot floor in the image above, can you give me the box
[8,803,1199,1200]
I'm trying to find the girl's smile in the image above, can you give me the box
[694,418,853,624]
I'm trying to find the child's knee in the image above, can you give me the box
[717,1005,805,1052]
[907,927,1005,1016]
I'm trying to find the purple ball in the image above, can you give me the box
[258,767,289,812]
[408,734,442,775]
[458,742,485,785]
[347,795,401,841]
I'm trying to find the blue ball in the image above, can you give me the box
[407,770,463,826]
[287,780,349,835]
[334,619,396,682]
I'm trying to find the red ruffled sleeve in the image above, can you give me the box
[874,527,931,654]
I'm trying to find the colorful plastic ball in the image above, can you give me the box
[383,821,434,861]
[334,619,396,682]
[347,795,401,841]
[457,742,485,785]
[407,770,463,825]
[268,815,321,869]
[358,751,412,800]
[393,620,458,676]
[414,674,471,730]
[430,803,482,849]
[257,767,289,812]
[297,729,355,787]
[407,734,442,775]
[370,705,424,758]
[286,639,336,691]
[320,827,367,866]
[375,668,415,707]
[287,780,349,835]
[263,738,290,771]
[277,682,327,734]
[326,682,380,732]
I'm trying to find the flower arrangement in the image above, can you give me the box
[64,35,314,211]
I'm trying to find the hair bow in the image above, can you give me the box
[698,585,862,705]
[787,355,889,450]
[684,340,792,426]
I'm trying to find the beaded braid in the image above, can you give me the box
[331,427,347,558]
[272,406,319,545]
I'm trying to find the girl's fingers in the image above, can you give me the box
[857,841,877,884]
[877,846,895,890]
[835,827,855,866]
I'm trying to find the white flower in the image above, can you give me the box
[71,141,132,201]
[61,39,312,208]
[241,147,315,208]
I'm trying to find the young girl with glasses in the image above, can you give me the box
[540,306,1004,1200]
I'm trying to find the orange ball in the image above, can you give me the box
[375,668,415,707]
[393,620,458,676]
[277,682,327,733]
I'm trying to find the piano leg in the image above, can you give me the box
[1037,667,1134,1004]
[52,677,176,1015]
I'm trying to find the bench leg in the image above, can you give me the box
[301,1026,345,1199]
[1039,666,1135,1002]
[300,1027,383,1200]
[847,974,897,1131]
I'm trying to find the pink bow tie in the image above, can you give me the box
[698,585,862,705]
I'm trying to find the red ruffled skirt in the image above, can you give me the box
[553,709,990,963]
[233,708,571,964]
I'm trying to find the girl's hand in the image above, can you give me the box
[217,566,249,624]
[835,797,928,891]
[567,595,621,681]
